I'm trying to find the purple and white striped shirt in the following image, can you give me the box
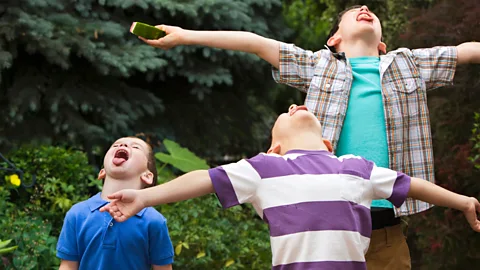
[208,149,411,270]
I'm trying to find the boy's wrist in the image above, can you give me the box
[138,189,151,208]
[181,29,194,45]
[461,196,474,213]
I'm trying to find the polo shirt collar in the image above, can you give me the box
[87,192,147,217]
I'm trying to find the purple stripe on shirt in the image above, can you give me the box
[208,167,239,208]
[272,261,366,270]
[264,201,371,238]
[249,151,371,179]
[387,172,411,207]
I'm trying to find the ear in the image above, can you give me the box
[267,143,281,155]
[97,169,106,180]
[378,41,387,54]
[140,171,154,186]
[323,139,333,153]
[327,34,342,49]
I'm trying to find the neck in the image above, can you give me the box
[279,132,330,155]
[101,177,143,201]
[337,39,380,58]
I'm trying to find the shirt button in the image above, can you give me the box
[326,83,331,88]
[109,222,113,227]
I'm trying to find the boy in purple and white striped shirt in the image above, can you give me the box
[100,105,480,270]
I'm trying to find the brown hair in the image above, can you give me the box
[127,136,158,188]
[102,136,158,188]
[326,5,362,53]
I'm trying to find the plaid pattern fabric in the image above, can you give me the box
[272,43,457,217]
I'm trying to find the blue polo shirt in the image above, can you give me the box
[57,193,174,270]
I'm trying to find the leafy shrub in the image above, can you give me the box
[0,141,272,269]
[408,113,480,269]
[155,140,271,269]
[0,146,98,269]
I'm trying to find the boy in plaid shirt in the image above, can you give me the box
[137,4,480,269]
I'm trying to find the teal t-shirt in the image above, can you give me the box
[336,57,393,209]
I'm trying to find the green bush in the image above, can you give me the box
[0,145,98,269]
[0,142,271,269]
[155,140,271,269]
[408,113,480,269]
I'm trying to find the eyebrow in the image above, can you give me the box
[110,141,145,148]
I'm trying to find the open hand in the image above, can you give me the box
[99,189,146,222]
[463,197,480,232]
[139,24,186,50]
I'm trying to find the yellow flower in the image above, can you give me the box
[9,174,21,187]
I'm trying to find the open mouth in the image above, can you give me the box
[113,149,129,165]
[357,12,373,22]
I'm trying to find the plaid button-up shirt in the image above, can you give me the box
[273,43,457,217]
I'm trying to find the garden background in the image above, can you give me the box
[1,0,479,269]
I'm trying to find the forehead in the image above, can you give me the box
[112,137,148,148]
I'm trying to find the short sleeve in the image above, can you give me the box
[149,214,174,266]
[208,154,265,208]
[369,163,412,208]
[272,42,322,92]
[56,211,79,261]
[411,46,457,90]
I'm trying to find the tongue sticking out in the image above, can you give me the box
[113,150,129,166]
[113,157,127,165]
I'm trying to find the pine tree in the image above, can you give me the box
[0,0,291,160]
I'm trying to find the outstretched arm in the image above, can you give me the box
[100,170,214,222]
[408,177,480,231]
[457,42,480,64]
[140,25,281,68]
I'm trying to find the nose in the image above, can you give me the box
[360,5,369,12]
[119,143,128,147]
[288,104,297,113]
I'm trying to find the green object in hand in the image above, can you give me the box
[130,22,165,40]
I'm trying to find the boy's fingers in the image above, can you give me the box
[155,24,166,31]
[139,37,162,46]
[114,215,126,222]
[109,205,119,212]
[107,193,122,200]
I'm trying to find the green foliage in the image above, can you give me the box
[282,0,437,50]
[157,196,271,269]
[399,1,480,269]
[0,239,17,255]
[470,113,480,170]
[155,139,210,173]
[0,141,271,269]
[0,145,98,269]
[0,0,291,161]
[155,146,271,269]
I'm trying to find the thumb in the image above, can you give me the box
[155,24,168,32]
[107,191,123,200]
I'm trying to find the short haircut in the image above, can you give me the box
[102,136,158,188]
[326,5,362,53]
[127,136,158,188]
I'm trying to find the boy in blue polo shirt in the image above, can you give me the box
[56,137,174,270]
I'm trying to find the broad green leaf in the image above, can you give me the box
[225,259,235,267]
[155,139,210,172]
[0,239,12,249]
[175,243,182,255]
[0,245,18,254]
[196,251,206,258]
